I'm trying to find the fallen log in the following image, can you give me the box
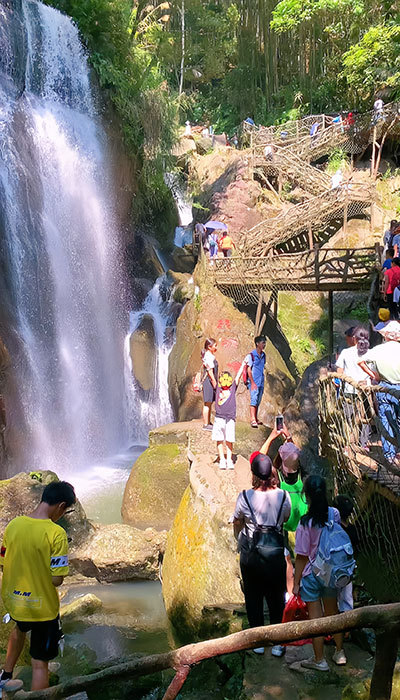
[13,602,400,700]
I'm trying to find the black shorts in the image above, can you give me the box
[15,616,62,661]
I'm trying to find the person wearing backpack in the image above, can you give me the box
[232,453,291,657]
[293,475,354,670]
[256,424,308,596]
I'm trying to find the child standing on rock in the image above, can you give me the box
[212,362,245,470]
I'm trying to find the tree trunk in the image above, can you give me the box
[178,0,185,96]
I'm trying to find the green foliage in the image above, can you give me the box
[45,0,179,240]
[327,148,349,174]
[342,24,400,101]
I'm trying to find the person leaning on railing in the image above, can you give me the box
[357,322,400,466]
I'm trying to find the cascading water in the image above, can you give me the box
[0,0,128,474]
[124,276,175,445]
[164,172,193,247]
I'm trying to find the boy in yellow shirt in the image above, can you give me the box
[0,480,76,691]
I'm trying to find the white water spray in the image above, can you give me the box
[124,277,174,445]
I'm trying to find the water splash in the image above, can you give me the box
[124,277,175,444]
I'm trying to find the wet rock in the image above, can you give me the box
[0,470,92,547]
[129,315,156,392]
[121,442,189,531]
[60,593,103,620]
[70,523,167,582]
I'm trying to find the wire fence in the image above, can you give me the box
[319,373,400,601]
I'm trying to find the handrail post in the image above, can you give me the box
[369,626,399,700]
[314,244,320,289]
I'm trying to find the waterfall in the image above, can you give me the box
[0,0,128,473]
[164,172,193,248]
[124,277,174,445]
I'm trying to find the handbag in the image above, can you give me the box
[281,594,312,646]
[242,490,285,562]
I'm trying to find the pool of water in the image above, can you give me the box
[62,581,173,662]
[67,445,145,523]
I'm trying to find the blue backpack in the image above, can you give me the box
[312,508,356,589]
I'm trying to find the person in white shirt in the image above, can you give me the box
[201,338,218,430]
[358,331,400,464]
[336,327,371,448]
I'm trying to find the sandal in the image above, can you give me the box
[251,421,258,428]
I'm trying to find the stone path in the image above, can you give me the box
[241,640,375,700]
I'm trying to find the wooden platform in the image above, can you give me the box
[210,247,379,293]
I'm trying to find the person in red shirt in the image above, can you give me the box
[384,257,400,318]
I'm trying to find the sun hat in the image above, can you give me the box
[249,452,272,480]
[278,442,301,471]
[219,372,233,388]
[378,308,390,322]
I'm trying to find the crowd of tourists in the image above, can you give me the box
[195,216,400,670]
[198,332,359,670]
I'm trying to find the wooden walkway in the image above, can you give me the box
[243,183,373,256]
[210,245,379,293]
[246,101,400,156]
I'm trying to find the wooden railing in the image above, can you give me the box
[248,101,400,149]
[244,183,373,255]
[211,247,379,291]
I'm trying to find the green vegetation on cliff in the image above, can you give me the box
[45,0,178,239]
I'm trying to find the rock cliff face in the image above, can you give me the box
[168,278,296,425]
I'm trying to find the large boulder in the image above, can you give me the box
[129,314,156,392]
[168,282,296,425]
[70,523,166,582]
[121,439,189,531]
[162,451,251,640]
[0,470,92,547]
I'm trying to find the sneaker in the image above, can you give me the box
[226,457,235,470]
[253,647,265,654]
[0,678,23,691]
[332,649,347,666]
[301,657,329,671]
[271,645,286,657]
[202,424,213,431]
[219,456,227,470]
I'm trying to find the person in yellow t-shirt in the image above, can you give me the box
[0,480,76,692]
[218,230,236,258]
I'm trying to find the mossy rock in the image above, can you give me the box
[0,471,92,548]
[162,486,243,642]
[121,443,189,530]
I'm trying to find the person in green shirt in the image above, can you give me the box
[257,424,307,595]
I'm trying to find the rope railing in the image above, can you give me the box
[319,372,400,479]
[318,373,400,603]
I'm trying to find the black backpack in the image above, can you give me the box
[242,490,286,562]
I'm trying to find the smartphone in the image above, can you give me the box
[275,414,284,431]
